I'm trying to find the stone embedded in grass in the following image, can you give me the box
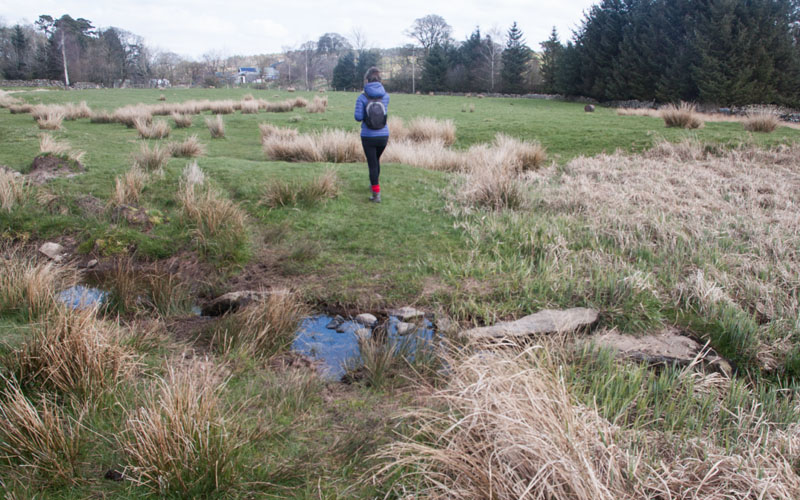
[396,322,417,336]
[461,307,598,340]
[201,290,273,316]
[355,313,378,327]
[39,242,65,261]
[390,306,425,321]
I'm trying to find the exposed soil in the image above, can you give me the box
[28,154,84,184]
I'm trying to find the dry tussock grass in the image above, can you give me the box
[112,105,153,128]
[132,142,170,173]
[33,107,65,130]
[167,135,206,158]
[11,305,131,397]
[89,111,114,123]
[239,99,260,114]
[0,247,78,317]
[744,107,780,133]
[120,365,244,496]
[660,102,704,129]
[261,170,340,208]
[171,112,193,128]
[535,140,800,349]
[492,133,547,171]
[457,147,528,210]
[260,99,296,112]
[207,100,236,114]
[380,343,800,499]
[390,116,457,145]
[0,169,28,213]
[383,138,465,172]
[205,115,225,138]
[134,117,171,139]
[8,103,34,114]
[242,93,254,101]
[306,95,328,113]
[39,134,85,163]
[316,129,363,162]
[293,97,308,108]
[0,89,21,108]
[262,134,323,162]
[0,379,85,484]
[259,123,298,141]
[111,166,149,207]
[214,290,306,357]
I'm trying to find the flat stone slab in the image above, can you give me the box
[396,322,417,336]
[39,242,65,260]
[461,308,598,340]
[355,313,377,326]
[202,290,283,316]
[591,328,731,375]
[389,306,425,321]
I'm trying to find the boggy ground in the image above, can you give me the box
[2,87,800,498]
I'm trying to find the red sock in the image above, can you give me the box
[372,185,380,193]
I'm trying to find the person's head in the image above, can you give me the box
[364,67,381,84]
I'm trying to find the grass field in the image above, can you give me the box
[1,87,800,498]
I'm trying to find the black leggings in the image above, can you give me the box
[361,136,388,186]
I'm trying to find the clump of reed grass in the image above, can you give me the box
[207,100,235,114]
[459,158,527,210]
[242,93,255,101]
[0,90,21,108]
[661,102,704,129]
[120,365,244,497]
[213,290,306,358]
[292,97,308,108]
[112,105,152,128]
[89,111,114,123]
[35,108,65,130]
[0,247,78,318]
[262,134,322,162]
[111,166,149,207]
[38,134,86,163]
[9,103,33,114]
[205,115,225,138]
[178,162,248,260]
[0,380,85,484]
[167,135,206,158]
[240,99,260,114]
[171,112,193,128]
[306,95,328,113]
[134,117,171,139]
[62,101,92,120]
[492,133,547,171]
[315,129,363,162]
[0,169,28,213]
[260,99,295,112]
[383,139,465,172]
[743,107,780,133]
[258,123,298,141]
[10,305,130,397]
[261,170,340,208]
[391,116,457,145]
[158,94,166,101]
[132,142,170,173]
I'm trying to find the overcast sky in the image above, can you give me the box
[4,0,597,59]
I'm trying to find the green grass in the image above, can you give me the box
[2,87,800,498]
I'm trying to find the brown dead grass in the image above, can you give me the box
[205,115,225,138]
[661,102,704,129]
[111,166,149,206]
[167,135,206,158]
[259,123,299,141]
[171,112,193,128]
[744,107,780,133]
[0,169,28,212]
[306,95,328,113]
[135,117,171,139]
[38,134,85,163]
[390,116,456,146]
[0,246,79,317]
[132,142,170,173]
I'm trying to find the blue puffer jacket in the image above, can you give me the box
[354,82,390,137]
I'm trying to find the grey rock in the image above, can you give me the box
[355,313,377,326]
[326,315,344,329]
[390,306,425,321]
[39,242,65,260]
[591,328,732,376]
[461,308,598,340]
[434,315,456,334]
[201,290,283,316]
[396,322,417,336]
[584,104,596,112]
[87,259,98,268]
[336,322,350,333]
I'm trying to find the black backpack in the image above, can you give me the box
[363,95,387,130]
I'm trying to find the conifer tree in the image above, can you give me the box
[500,22,531,94]
[421,43,448,91]
[539,27,563,94]
[331,51,356,90]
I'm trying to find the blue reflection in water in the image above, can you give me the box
[292,315,435,380]
[58,285,108,310]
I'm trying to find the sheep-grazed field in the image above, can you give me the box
[1,87,800,498]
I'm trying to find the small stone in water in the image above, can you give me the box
[397,322,417,336]
[326,315,344,329]
[355,313,377,326]
[336,322,350,333]
[390,306,425,321]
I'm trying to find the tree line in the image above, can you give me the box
[2,3,799,105]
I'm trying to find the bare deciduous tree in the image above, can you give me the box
[406,14,453,54]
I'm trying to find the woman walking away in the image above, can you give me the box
[354,67,389,203]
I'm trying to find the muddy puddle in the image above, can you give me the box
[58,285,108,309]
[292,315,436,380]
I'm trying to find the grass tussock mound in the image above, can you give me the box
[306,95,328,113]
[259,123,298,141]
[0,247,78,317]
[111,105,152,128]
[132,142,170,173]
[240,99,260,114]
[111,166,149,207]
[213,290,306,358]
[316,129,363,163]
[381,343,800,499]
[661,102,704,129]
[10,306,131,397]
[171,112,193,128]
[33,107,65,130]
[167,135,206,158]
[134,117,171,139]
[0,89,22,108]
[9,103,34,114]
[383,138,465,172]
[390,116,457,145]
[260,99,295,113]
[39,134,85,163]
[0,169,29,213]
[0,380,85,484]
[262,134,323,162]
[89,111,114,123]
[207,99,236,114]
[205,115,225,138]
[178,162,248,261]
[744,107,780,133]
[261,170,340,208]
[120,365,245,497]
